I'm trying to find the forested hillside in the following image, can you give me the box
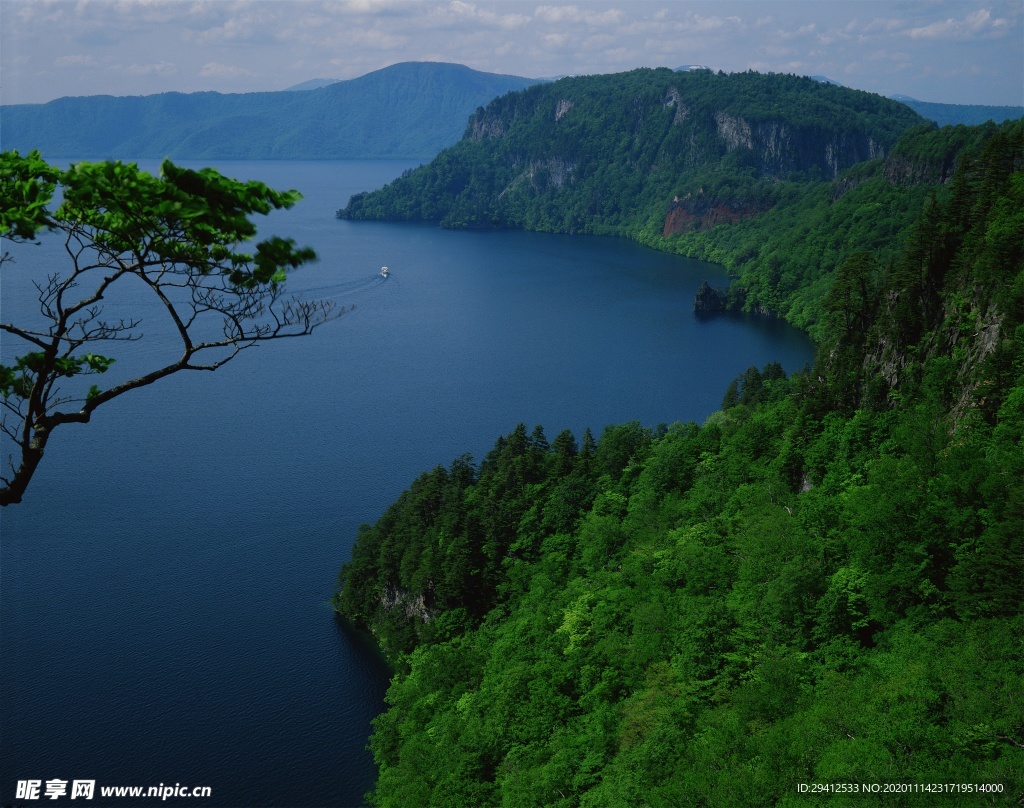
[0,62,538,160]
[338,69,1022,339]
[339,69,920,230]
[335,117,1023,805]
[654,119,1015,337]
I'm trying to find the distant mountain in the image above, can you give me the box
[0,62,541,160]
[890,95,1023,127]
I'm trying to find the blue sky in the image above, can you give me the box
[2,0,1021,106]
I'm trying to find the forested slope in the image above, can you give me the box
[338,69,1022,338]
[656,120,1015,336]
[339,69,922,230]
[335,119,1024,805]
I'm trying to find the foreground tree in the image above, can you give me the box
[0,151,338,505]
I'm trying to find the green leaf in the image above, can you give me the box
[0,150,58,239]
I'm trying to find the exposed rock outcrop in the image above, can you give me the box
[715,112,753,151]
[469,113,508,141]
[883,153,959,185]
[528,157,575,191]
[714,112,885,179]
[380,583,434,623]
[858,278,1007,424]
[663,191,766,236]
[663,87,689,124]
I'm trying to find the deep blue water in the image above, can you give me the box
[1,160,814,807]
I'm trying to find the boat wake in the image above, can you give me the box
[296,271,393,300]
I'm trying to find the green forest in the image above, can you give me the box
[335,70,1023,806]
[338,69,1017,341]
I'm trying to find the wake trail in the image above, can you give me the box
[298,272,389,298]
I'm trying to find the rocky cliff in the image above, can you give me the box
[461,70,911,183]
[663,190,767,236]
[340,68,922,232]
[711,112,886,178]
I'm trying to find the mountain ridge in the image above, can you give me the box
[339,72,917,253]
[337,69,1022,339]
[4,62,1018,161]
[0,62,540,160]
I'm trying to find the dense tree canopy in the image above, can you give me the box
[338,69,1021,342]
[336,118,1023,805]
[0,151,335,505]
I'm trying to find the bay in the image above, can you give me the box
[0,160,813,806]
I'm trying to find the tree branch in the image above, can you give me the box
[1,154,341,505]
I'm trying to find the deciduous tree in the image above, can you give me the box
[0,151,338,505]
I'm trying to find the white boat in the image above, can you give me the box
[380,266,389,278]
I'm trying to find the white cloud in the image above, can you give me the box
[2,0,1021,107]
[534,5,623,27]
[582,33,616,49]
[54,53,96,67]
[199,61,255,78]
[126,61,177,76]
[760,44,797,59]
[17,1,66,24]
[348,28,411,49]
[329,0,417,12]
[908,17,962,39]
[600,46,631,64]
[907,8,1000,40]
[966,9,994,30]
[433,1,530,30]
[195,9,279,45]
[862,17,905,35]
[864,49,910,64]
[783,23,817,40]
[676,13,742,34]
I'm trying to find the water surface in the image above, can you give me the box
[1,160,813,807]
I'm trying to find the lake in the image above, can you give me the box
[0,160,813,806]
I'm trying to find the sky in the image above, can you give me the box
[1,0,1022,107]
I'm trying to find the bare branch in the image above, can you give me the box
[0,322,51,350]
[1,154,337,505]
